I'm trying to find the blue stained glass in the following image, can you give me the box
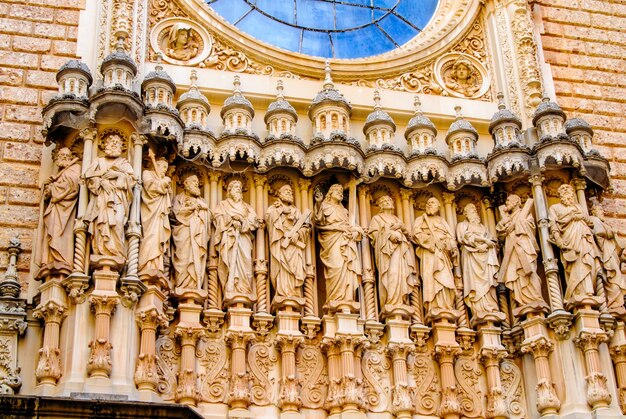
[206,0,438,59]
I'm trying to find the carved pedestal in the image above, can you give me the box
[478,323,508,419]
[226,304,255,414]
[276,308,304,417]
[175,296,204,406]
[432,318,462,419]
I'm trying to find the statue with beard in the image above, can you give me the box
[37,147,81,278]
[266,184,309,308]
[213,179,259,304]
[171,174,210,293]
[549,184,600,308]
[456,203,503,323]
[84,133,136,267]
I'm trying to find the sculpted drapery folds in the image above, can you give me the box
[138,152,172,280]
[590,204,626,315]
[496,194,546,315]
[313,183,363,310]
[411,197,457,316]
[549,184,599,308]
[456,203,500,319]
[367,195,416,313]
[171,174,210,293]
[37,147,81,278]
[84,133,137,262]
[213,179,259,303]
[265,184,309,304]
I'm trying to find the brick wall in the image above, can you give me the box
[536,0,626,238]
[0,0,84,287]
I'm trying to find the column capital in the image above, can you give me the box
[520,336,554,358]
[88,294,119,316]
[387,342,415,359]
[225,330,255,349]
[79,127,98,142]
[208,171,221,183]
[33,301,67,325]
[434,344,462,362]
[297,178,311,191]
[175,326,205,346]
[442,192,455,205]
[529,174,544,187]
[253,174,267,187]
[136,308,167,331]
[130,132,148,147]
[572,177,587,191]
[575,331,608,352]
[399,188,413,201]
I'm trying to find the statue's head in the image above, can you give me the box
[452,58,473,82]
[463,203,480,223]
[376,195,394,211]
[327,184,344,202]
[505,194,522,211]
[558,184,576,205]
[155,157,168,177]
[227,180,243,202]
[277,184,294,205]
[591,203,604,218]
[102,133,124,158]
[183,174,201,197]
[55,147,74,168]
[425,197,440,216]
[169,23,192,48]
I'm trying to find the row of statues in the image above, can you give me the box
[37,134,626,321]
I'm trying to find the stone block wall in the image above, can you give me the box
[0,0,84,289]
[535,0,626,238]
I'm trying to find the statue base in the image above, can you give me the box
[227,305,253,333]
[35,262,71,282]
[323,311,362,339]
[276,308,302,334]
[174,288,207,304]
[272,295,304,312]
[223,293,256,310]
[381,304,413,321]
[89,255,126,272]
[138,269,169,290]
[426,308,461,325]
[513,301,550,319]
[565,295,603,312]
[324,300,360,315]
[471,310,506,328]
[385,316,412,344]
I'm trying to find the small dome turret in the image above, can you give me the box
[141,56,176,110]
[220,75,254,136]
[265,79,298,140]
[565,117,594,153]
[177,70,211,130]
[489,92,523,149]
[532,94,567,139]
[405,96,437,155]
[308,61,352,141]
[363,90,395,150]
[446,106,479,160]
[100,37,137,91]
[56,60,92,99]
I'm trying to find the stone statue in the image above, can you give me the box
[412,197,458,318]
[213,180,259,304]
[166,22,198,61]
[590,204,626,315]
[37,147,81,278]
[549,184,599,308]
[496,194,547,316]
[313,183,363,311]
[171,173,210,293]
[444,58,480,97]
[138,150,172,281]
[367,195,416,315]
[266,184,310,307]
[456,203,502,322]
[84,132,136,266]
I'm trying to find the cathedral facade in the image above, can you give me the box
[0,1,625,418]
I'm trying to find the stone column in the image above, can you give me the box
[435,343,462,419]
[609,324,626,414]
[205,172,225,331]
[399,189,413,229]
[323,340,342,415]
[276,333,304,416]
[480,346,508,419]
[481,195,498,237]
[134,308,165,395]
[358,185,377,323]
[226,330,255,411]
[253,175,269,314]
[175,326,204,406]
[34,300,66,387]
[529,174,571,337]
[573,177,589,215]
[337,335,364,414]
[388,342,415,418]
[576,330,612,409]
[298,178,316,318]
[86,293,119,379]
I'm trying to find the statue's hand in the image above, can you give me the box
[232,220,242,231]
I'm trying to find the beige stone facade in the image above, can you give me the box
[0,1,626,418]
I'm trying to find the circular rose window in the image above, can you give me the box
[206,0,439,59]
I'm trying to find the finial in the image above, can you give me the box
[155,53,163,72]
[189,70,198,88]
[373,90,381,110]
[115,36,126,52]
[276,79,284,100]
[497,92,506,110]
[323,59,334,90]
[233,75,241,95]
[541,92,550,103]
[454,105,463,119]
[413,95,423,115]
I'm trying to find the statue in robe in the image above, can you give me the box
[496,194,547,316]
[412,197,457,318]
[266,184,309,307]
[549,184,599,308]
[313,183,362,311]
[590,204,626,315]
[171,174,210,293]
[367,195,416,315]
[138,151,172,281]
[456,203,501,321]
[37,147,81,278]
[84,132,136,265]
[213,180,259,303]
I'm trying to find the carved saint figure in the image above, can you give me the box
[171,174,210,292]
[549,184,598,307]
[38,147,81,277]
[496,195,546,313]
[266,184,309,304]
[213,180,259,302]
[138,151,172,280]
[367,195,416,313]
[84,133,136,262]
[456,204,500,319]
[590,204,626,314]
[444,58,480,97]
[166,22,198,61]
[412,197,458,316]
[313,184,363,309]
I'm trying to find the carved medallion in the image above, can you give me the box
[435,53,490,99]
[150,18,211,65]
